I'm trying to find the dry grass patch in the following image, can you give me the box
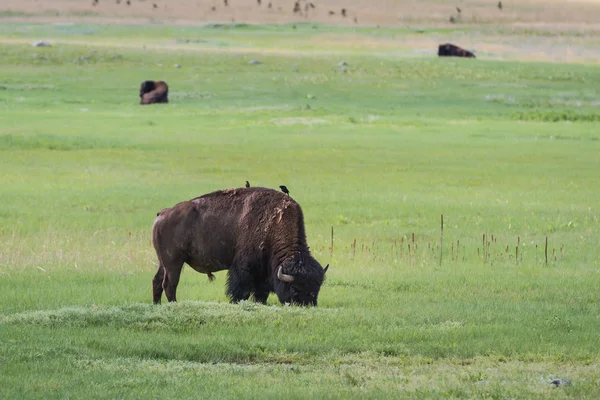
[3,0,600,27]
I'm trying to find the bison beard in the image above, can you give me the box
[139,80,169,104]
[437,43,476,58]
[151,187,329,306]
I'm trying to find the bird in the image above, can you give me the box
[341,8,347,17]
[153,3,157,8]
[257,0,261,4]
[245,181,250,188]
[456,7,461,14]
[497,1,502,10]
[279,185,290,195]
[550,378,571,387]
[126,0,130,5]
[224,0,228,6]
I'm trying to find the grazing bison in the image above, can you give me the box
[152,187,329,306]
[139,80,169,104]
[438,43,476,58]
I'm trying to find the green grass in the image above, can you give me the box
[1,22,599,398]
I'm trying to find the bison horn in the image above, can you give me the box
[277,266,295,283]
[323,264,329,273]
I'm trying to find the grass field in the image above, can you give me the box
[1,15,600,399]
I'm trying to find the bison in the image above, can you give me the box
[152,187,329,306]
[438,43,476,58]
[139,80,169,104]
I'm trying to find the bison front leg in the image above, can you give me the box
[252,280,271,304]
[226,268,253,303]
[252,291,269,304]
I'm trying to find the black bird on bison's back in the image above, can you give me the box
[245,181,250,188]
[279,185,289,195]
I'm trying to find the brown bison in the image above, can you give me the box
[151,187,329,306]
[139,80,169,104]
[438,43,476,58]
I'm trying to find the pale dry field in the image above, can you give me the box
[3,0,600,63]
[3,0,600,28]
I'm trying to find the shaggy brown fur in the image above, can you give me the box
[151,187,329,306]
[438,43,476,58]
[139,80,169,104]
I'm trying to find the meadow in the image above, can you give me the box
[1,19,600,398]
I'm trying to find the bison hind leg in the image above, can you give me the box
[152,265,165,304]
[163,267,182,302]
[155,255,184,303]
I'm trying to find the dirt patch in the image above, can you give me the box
[2,0,600,28]
[270,117,330,126]
[3,1,600,64]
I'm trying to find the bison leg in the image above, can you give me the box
[155,253,184,303]
[163,266,182,302]
[252,290,269,304]
[152,265,165,304]
[226,268,253,303]
[252,280,271,304]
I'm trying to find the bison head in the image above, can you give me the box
[139,80,156,97]
[274,257,329,306]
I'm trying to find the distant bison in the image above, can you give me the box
[152,187,329,306]
[139,80,169,104]
[438,43,476,58]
